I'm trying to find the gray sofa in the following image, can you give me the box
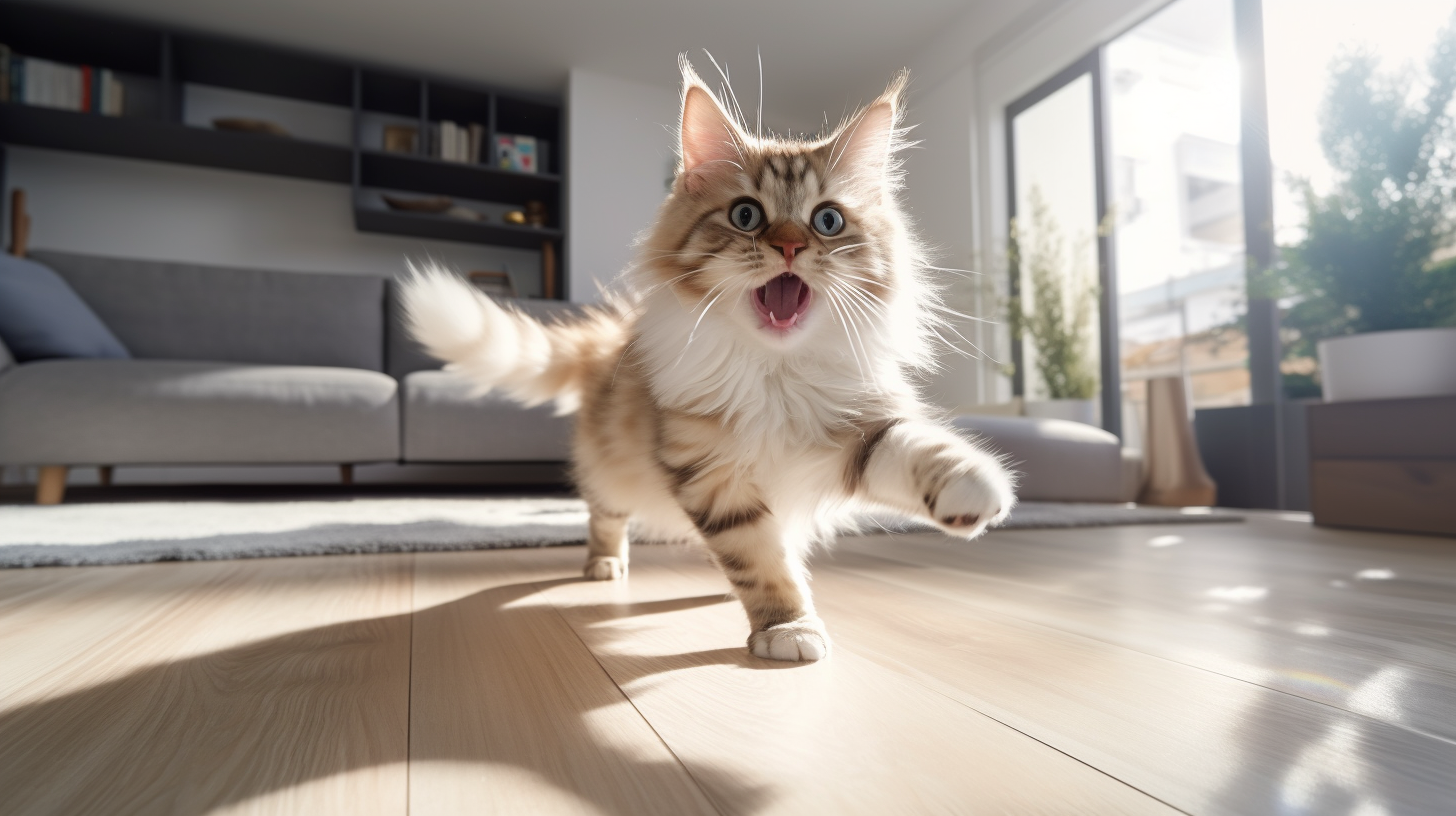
[0,251,571,503]
[0,250,1136,506]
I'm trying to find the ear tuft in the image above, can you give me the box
[678,59,744,190]
[829,70,909,185]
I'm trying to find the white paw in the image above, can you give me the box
[749,619,831,662]
[932,466,1015,539]
[583,556,627,581]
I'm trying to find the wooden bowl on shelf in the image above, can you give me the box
[212,117,290,138]
[382,194,454,214]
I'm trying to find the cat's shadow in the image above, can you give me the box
[0,575,774,816]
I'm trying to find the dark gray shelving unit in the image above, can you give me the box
[0,0,567,298]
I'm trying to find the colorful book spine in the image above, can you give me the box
[495,134,516,170]
[513,135,537,174]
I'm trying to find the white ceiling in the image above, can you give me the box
[35,0,1011,126]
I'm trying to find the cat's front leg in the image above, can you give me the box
[689,501,828,662]
[855,419,1016,538]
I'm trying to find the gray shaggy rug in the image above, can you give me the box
[0,497,1240,568]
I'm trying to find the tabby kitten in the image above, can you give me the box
[403,60,1016,662]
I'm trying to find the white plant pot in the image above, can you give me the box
[1318,327,1456,402]
[1024,398,1099,426]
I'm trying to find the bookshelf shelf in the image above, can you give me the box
[355,207,562,249]
[359,150,560,211]
[0,0,568,298]
[0,102,353,182]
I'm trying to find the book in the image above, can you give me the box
[24,58,45,108]
[513,135,537,174]
[100,70,124,116]
[468,123,484,164]
[0,45,10,103]
[495,134,516,170]
[440,120,459,161]
[457,127,470,164]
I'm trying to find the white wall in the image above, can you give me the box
[900,61,999,409]
[566,68,677,302]
[4,147,542,285]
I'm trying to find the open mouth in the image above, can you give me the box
[751,273,812,331]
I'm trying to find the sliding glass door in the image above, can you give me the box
[1105,0,1248,436]
[1006,54,1120,436]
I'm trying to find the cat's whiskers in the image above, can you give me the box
[824,284,885,392]
[926,302,997,325]
[820,290,870,385]
[827,242,870,256]
[828,284,886,354]
[672,282,734,370]
[921,264,982,276]
[925,313,998,362]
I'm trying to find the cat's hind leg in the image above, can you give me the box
[584,509,630,580]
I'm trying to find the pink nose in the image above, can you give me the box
[771,240,805,267]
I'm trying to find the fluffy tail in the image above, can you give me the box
[400,262,626,414]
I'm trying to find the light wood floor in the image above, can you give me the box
[1,513,1453,815]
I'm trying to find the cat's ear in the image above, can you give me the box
[678,61,744,192]
[828,71,909,186]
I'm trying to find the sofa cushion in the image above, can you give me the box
[402,370,571,462]
[951,414,1128,503]
[0,254,130,362]
[29,251,385,371]
[385,280,587,378]
[0,359,399,465]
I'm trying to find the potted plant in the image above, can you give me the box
[1264,18,1456,402]
[1007,189,1101,424]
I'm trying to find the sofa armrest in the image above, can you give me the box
[0,335,14,375]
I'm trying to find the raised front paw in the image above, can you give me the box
[749,618,831,662]
[583,556,627,581]
[930,465,1015,539]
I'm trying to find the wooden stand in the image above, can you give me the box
[541,240,556,300]
[9,188,29,258]
[339,464,354,485]
[1138,376,1218,507]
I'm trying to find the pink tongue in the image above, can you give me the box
[764,274,805,318]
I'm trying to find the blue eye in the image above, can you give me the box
[812,206,844,236]
[729,200,763,231]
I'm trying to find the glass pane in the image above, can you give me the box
[1011,73,1103,416]
[1106,0,1247,446]
[1263,0,1456,398]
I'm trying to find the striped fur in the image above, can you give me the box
[401,60,1016,662]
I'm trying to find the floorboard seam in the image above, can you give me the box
[852,643,1195,816]
[405,554,416,816]
[840,560,1456,749]
[547,598,729,816]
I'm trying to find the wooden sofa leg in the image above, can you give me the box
[37,466,68,505]
[98,465,114,487]
[339,464,354,485]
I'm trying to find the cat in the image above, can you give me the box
[402,59,1016,662]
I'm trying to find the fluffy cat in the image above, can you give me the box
[402,60,1016,662]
